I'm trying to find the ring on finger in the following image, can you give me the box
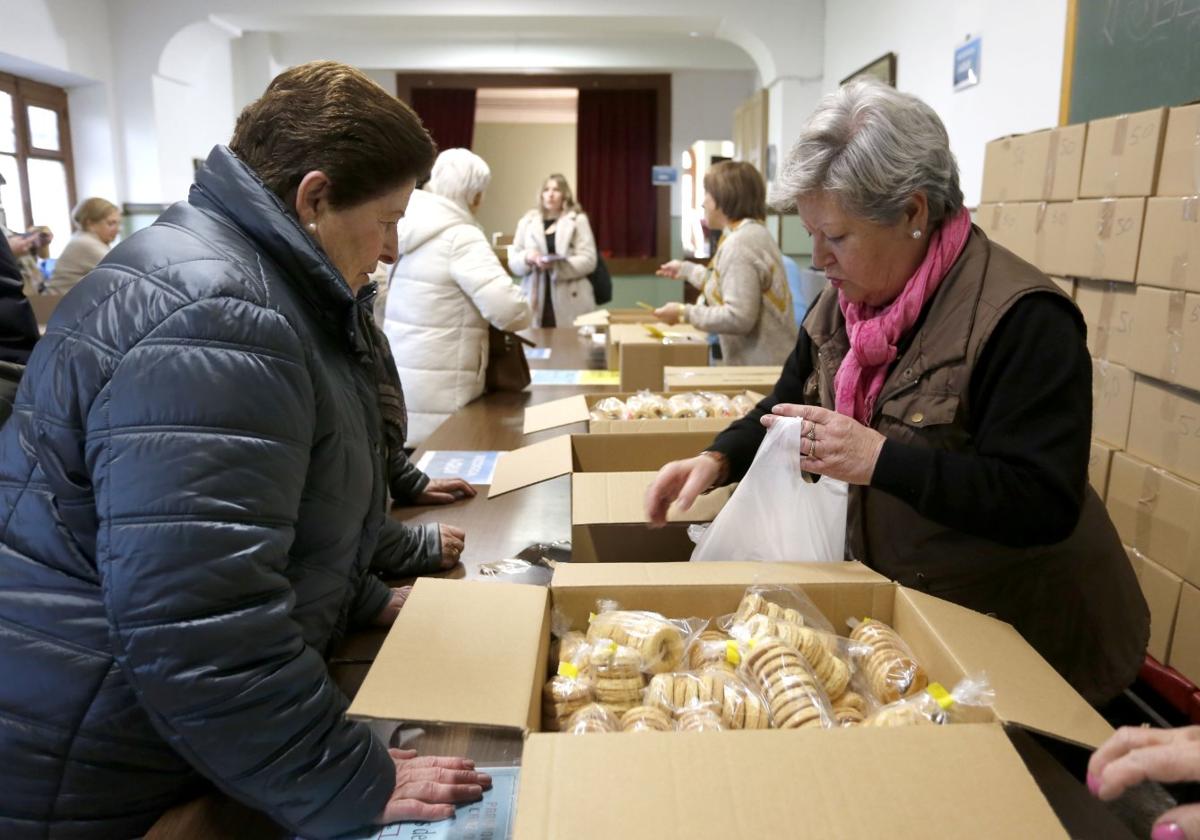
[811,440,818,460]
[806,424,816,442]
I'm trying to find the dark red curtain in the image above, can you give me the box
[577,89,657,258]
[410,88,477,152]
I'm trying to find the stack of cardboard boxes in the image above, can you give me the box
[980,101,1200,682]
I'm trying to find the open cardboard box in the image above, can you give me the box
[488,431,731,562]
[606,323,710,391]
[522,389,763,435]
[573,308,661,330]
[349,562,1111,839]
[663,364,782,392]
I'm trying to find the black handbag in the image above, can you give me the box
[485,327,536,393]
[589,254,612,305]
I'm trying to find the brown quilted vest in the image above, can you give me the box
[803,228,1148,704]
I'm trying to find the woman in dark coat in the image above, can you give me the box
[0,61,490,839]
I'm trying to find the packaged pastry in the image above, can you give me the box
[625,390,670,419]
[864,675,994,728]
[685,629,741,672]
[848,618,930,704]
[588,396,629,421]
[698,391,737,417]
[667,392,709,419]
[742,637,835,729]
[585,640,647,717]
[586,607,703,675]
[620,704,674,733]
[729,584,834,633]
[731,391,758,417]
[564,702,619,734]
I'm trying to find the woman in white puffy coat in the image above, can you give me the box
[382,149,532,446]
[508,173,598,327]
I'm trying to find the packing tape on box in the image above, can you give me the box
[1136,465,1163,551]
[1107,115,1130,195]
[1161,386,1182,468]
[1034,202,1049,268]
[1092,200,1117,278]
[1095,283,1115,359]
[1171,198,1198,288]
[1042,132,1060,199]
[990,204,1003,232]
[1165,290,1186,383]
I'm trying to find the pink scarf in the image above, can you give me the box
[834,209,973,425]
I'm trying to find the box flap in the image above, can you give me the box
[571,472,732,524]
[514,726,1066,839]
[572,309,610,326]
[551,560,889,588]
[523,395,590,434]
[348,578,548,732]
[899,588,1112,749]
[488,435,574,497]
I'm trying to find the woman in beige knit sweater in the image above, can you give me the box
[47,197,120,295]
[656,161,797,365]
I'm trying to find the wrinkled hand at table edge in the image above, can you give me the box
[417,478,477,505]
[375,748,493,825]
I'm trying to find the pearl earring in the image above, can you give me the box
[307,222,317,232]
[911,230,922,240]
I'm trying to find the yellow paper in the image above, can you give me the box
[579,370,620,385]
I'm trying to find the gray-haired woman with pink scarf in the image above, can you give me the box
[644,79,1147,707]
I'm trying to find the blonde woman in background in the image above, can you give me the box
[508,173,597,327]
[383,148,532,446]
[656,161,798,365]
[48,197,120,294]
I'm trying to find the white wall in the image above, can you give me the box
[472,122,577,241]
[670,69,758,218]
[823,0,1068,207]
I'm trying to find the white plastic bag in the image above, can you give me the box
[690,416,847,562]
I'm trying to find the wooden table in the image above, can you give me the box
[149,325,1136,839]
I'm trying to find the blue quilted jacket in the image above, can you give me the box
[0,146,397,838]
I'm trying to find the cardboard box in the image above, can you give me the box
[1089,439,1115,499]
[1049,276,1074,299]
[606,323,710,391]
[1092,360,1135,449]
[977,203,1039,265]
[1127,376,1200,485]
[573,308,661,329]
[488,432,730,563]
[1168,582,1200,684]
[664,365,782,392]
[1075,279,1136,364]
[1037,202,1075,276]
[1125,546,1183,662]
[349,563,1110,840]
[1136,196,1200,292]
[1128,286,1200,392]
[1079,107,1167,198]
[523,390,762,435]
[1108,452,1200,586]
[1064,198,1147,282]
[980,124,1087,203]
[1157,103,1200,197]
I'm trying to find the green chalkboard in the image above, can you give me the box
[1068,0,1200,124]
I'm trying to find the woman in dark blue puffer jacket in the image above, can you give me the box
[0,61,491,839]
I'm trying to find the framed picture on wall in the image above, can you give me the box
[840,52,897,87]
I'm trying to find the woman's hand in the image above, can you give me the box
[644,454,724,527]
[374,748,492,824]
[763,404,885,486]
[439,524,466,569]
[417,478,476,505]
[371,586,413,627]
[1088,725,1200,839]
[653,303,683,325]
[656,259,686,279]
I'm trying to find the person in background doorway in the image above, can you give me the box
[47,197,121,294]
[655,160,798,365]
[508,173,597,327]
[645,79,1147,707]
[383,148,531,447]
[0,61,490,839]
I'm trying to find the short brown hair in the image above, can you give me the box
[230,61,436,209]
[72,197,119,231]
[704,161,766,221]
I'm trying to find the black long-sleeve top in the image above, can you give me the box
[709,293,1091,547]
[0,234,39,364]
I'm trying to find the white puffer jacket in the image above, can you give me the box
[381,190,532,446]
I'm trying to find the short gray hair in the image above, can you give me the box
[425,148,491,211]
[773,79,963,227]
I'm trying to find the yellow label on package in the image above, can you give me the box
[926,682,954,710]
[579,370,620,385]
[557,661,580,679]
[725,640,741,666]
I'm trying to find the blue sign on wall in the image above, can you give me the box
[651,165,678,185]
[954,37,982,91]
